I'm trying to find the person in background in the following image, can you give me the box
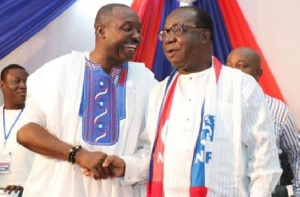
[227,47,300,197]
[16,3,157,197]
[145,6,281,197]
[0,64,34,196]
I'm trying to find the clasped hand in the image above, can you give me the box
[76,150,125,180]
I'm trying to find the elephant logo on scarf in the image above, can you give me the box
[201,115,215,142]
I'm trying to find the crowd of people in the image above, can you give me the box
[0,3,299,197]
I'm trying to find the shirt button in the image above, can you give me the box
[190,77,192,80]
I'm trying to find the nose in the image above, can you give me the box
[163,34,176,44]
[132,29,142,43]
[19,80,26,89]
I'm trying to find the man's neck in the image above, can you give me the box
[179,60,212,75]
[4,103,24,110]
[89,51,122,74]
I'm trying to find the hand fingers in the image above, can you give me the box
[103,155,125,177]
[80,152,119,180]
[102,155,117,167]
[4,185,14,194]
[4,185,23,194]
[96,164,110,179]
[82,165,110,179]
[89,165,110,180]
[108,164,115,177]
[102,156,117,177]
[81,168,88,173]
[84,167,110,179]
[15,186,23,193]
[89,168,101,180]
[82,168,94,177]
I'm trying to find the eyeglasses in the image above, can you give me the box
[157,23,205,41]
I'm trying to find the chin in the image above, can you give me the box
[123,55,135,62]
[166,57,179,66]
[17,97,26,103]
[169,60,180,67]
[18,100,26,105]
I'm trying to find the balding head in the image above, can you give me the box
[226,47,262,81]
[94,3,130,28]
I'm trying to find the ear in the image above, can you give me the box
[257,68,263,77]
[255,68,263,81]
[95,23,106,38]
[0,80,4,91]
[200,29,211,44]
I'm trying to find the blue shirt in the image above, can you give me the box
[265,94,300,196]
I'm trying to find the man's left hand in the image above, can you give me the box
[103,155,125,178]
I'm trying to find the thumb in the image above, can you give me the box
[102,155,116,167]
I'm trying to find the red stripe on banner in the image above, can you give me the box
[131,0,165,70]
[218,0,285,102]
[131,0,148,20]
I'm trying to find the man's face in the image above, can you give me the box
[161,9,205,73]
[103,6,142,63]
[226,51,261,81]
[1,68,28,107]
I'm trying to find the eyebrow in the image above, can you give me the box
[164,23,179,29]
[121,21,142,27]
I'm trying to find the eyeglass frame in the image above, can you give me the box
[157,23,206,41]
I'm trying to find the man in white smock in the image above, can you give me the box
[17,4,157,197]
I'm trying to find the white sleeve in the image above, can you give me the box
[241,76,282,197]
[19,53,75,134]
[120,64,158,185]
[121,130,151,185]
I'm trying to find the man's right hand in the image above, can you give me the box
[75,149,110,179]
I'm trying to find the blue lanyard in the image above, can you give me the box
[3,107,23,144]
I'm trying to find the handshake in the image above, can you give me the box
[74,149,126,180]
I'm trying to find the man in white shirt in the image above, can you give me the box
[16,4,157,197]
[227,47,300,197]
[146,6,281,197]
[0,64,34,196]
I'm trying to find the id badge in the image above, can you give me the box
[0,150,11,173]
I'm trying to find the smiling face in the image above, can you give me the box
[161,8,212,74]
[0,68,28,109]
[96,5,142,66]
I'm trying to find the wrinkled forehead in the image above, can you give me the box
[165,9,197,28]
